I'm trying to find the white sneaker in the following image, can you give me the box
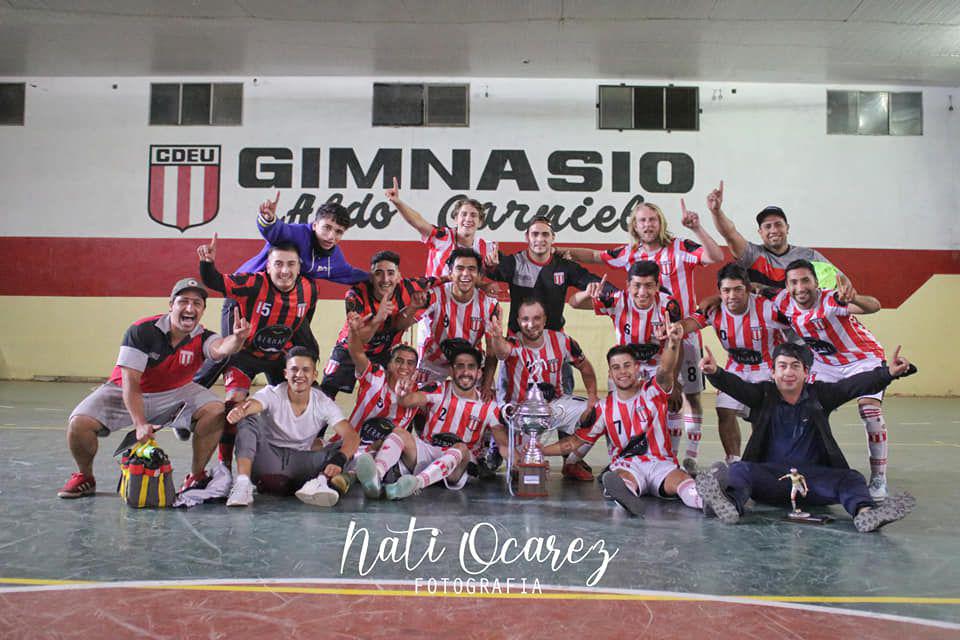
[295,475,339,507]
[226,474,254,507]
[868,474,888,502]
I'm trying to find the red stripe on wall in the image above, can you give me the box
[148,166,164,220]
[203,166,219,222]
[0,237,957,308]
[176,166,191,230]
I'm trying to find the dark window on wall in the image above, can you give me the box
[826,90,922,135]
[0,83,26,125]
[373,83,469,126]
[150,82,243,125]
[599,85,699,131]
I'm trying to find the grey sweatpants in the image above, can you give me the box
[235,414,340,494]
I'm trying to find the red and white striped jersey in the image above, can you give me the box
[691,294,790,374]
[775,289,885,366]
[601,238,705,315]
[347,362,417,432]
[594,290,682,366]
[500,330,585,403]
[575,379,675,463]
[423,226,495,278]
[420,381,503,449]
[419,283,500,370]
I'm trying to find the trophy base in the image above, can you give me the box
[783,511,834,525]
[515,462,549,498]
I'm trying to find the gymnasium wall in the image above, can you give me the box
[0,77,957,395]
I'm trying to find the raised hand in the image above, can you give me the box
[666,321,684,345]
[485,306,504,339]
[680,198,701,231]
[197,233,217,263]
[888,345,911,377]
[707,180,724,216]
[835,273,857,303]
[699,345,717,374]
[347,311,373,334]
[259,191,280,221]
[394,375,414,397]
[375,298,396,321]
[585,274,607,300]
[483,241,500,268]
[653,321,668,342]
[385,176,400,204]
[232,308,251,342]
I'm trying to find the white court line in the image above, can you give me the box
[0,577,957,631]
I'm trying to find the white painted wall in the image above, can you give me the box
[0,76,957,250]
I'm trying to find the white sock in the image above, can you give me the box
[859,405,887,478]
[374,433,405,479]
[683,413,703,459]
[667,411,683,456]
[676,478,703,510]
[416,449,463,488]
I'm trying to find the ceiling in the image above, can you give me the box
[2,0,960,85]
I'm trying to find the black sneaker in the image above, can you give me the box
[601,473,645,518]
[695,472,740,524]
[854,493,916,533]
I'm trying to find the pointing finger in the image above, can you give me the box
[893,345,902,361]
[718,180,724,196]
[273,191,280,205]
[392,176,399,191]
[680,198,687,215]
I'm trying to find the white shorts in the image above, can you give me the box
[70,382,220,436]
[679,333,705,394]
[715,367,772,416]
[609,457,679,497]
[401,438,473,490]
[809,357,884,401]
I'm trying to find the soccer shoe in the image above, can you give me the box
[601,473,645,517]
[484,442,503,471]
[226,474,254,507]
[695,471,740,524]
[57,472,96,499]
[868,474,888,502]
[180,470,210,493]
[173,428,192,442]
[854,492,916,533]
[329,472,353,495]
[385,475,421,500]
[355,453,382,499]
[562,460,594,482]
[681,457,699,477]
[295,475,339,507]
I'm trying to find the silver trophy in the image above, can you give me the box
[502,359,566,497]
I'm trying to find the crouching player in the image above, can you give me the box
[357,342,510,500]
[695,342,916,533]
[224,347,359,507]
[59,278,250,498]
[541,323,703,517]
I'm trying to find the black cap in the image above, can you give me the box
[756,206,788,226]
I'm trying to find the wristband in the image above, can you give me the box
[328,451,348,469]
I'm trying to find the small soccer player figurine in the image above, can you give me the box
[779,467,809,518]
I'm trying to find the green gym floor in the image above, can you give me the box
[0,381,957,638]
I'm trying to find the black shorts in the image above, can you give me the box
[320,344,391,398]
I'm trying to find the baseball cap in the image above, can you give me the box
[756,206,788,226]
[170,277,208,300]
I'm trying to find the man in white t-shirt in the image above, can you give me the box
[224,347,359,507]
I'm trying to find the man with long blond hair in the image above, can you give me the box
[563,198,723,472]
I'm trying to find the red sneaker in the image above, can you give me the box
[58,472,96,498]
[180,470,210,493]
[562,460,593,482]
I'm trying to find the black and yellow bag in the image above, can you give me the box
[117,439,175,508]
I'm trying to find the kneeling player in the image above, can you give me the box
[542,323,703,517]
[224,347,359,507]
[59,278,250,498]
[360,343,509,500]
